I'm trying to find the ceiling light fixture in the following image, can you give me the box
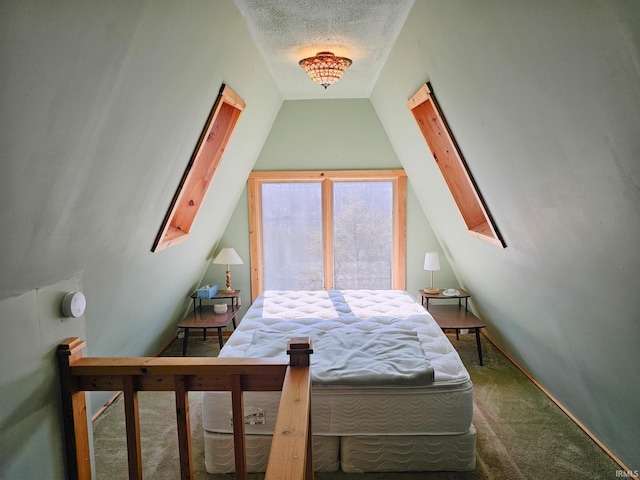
[299,51,352,89]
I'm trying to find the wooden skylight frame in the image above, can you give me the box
[408,82,505,248]
[152,84,245,252]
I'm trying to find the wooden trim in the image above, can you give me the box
[248,176,262,301]
[249,169,405,181]
[393,174,407,290]
[174,376,193,480]
[91,391,121,423]
[481,331,636,475]
[57,338,92,480]
[123,377,142,479]
[408,83,505,248]
[322,179,334,290]
[265,365,313,480]
[152,84,245,252]
[231,375,247,479]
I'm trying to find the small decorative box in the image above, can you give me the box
[197,284,218,299]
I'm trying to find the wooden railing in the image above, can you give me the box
[57,337,313,480]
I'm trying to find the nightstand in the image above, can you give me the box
[418,288,471,310]
[178,306,236,354]
[190,289,240,316]
[182,290,241,355]
[419,289,485,366]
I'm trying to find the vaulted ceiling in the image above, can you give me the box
[2,3,639,476]
[233,0,414,99]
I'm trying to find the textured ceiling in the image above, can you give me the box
[233,0,415,100]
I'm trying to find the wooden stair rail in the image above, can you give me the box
[57,337,314,480]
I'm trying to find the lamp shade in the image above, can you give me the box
[424,252,440,271]
[213,247,244,265]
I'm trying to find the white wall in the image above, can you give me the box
[4,0,638,475]
[0,278,91,479]
[203,98,457,302]
[0,1,282,477]
[372,0,640,470]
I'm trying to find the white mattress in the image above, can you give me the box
[203,290,472,436]
[220,290,469,385]
[202,290,475,473]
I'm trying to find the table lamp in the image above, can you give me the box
[213,247,244,293]
[423,251,440,294]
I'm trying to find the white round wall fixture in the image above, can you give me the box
[62,291,86,318]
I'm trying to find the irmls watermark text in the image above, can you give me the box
[616,470,639,478]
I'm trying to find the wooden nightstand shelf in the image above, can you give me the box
[177,306,236,355]
[179,290,241,356]
[190,289,241,312]
[419,288,471,309]
[419,289,486,366]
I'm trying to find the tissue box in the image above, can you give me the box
[197,284,218,299]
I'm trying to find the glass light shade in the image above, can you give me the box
[213,247,244,265]
[424,252,440,271]
[299,52,352,89]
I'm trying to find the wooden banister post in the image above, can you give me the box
[123,376,143,479]
[286,337,314,367]
[290,337,314,479]
[231,375,247,480]
[175,375,194,480]
[266,337,315,480]
[306,402,314,480]
[57,338,91,480]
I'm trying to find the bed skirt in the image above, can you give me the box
[203,426,476,474]
[204,433,340,473]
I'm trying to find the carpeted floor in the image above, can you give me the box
[92,332,620,479]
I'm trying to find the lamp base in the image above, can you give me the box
[222,288,236,294]
[424,287,440,294]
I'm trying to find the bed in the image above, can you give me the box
[202,289,476,473]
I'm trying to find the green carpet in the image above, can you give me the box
[92,333,620,479]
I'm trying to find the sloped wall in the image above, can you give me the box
[203,98,457,301]
[0,278,90,479]
[0,1,282,477]
[372,0,640,470]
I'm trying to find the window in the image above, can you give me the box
[248,170,407,300]
[261,182,324,290]
[408,82,505,248]
[152,84,245,252]
[332,181,394,289]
